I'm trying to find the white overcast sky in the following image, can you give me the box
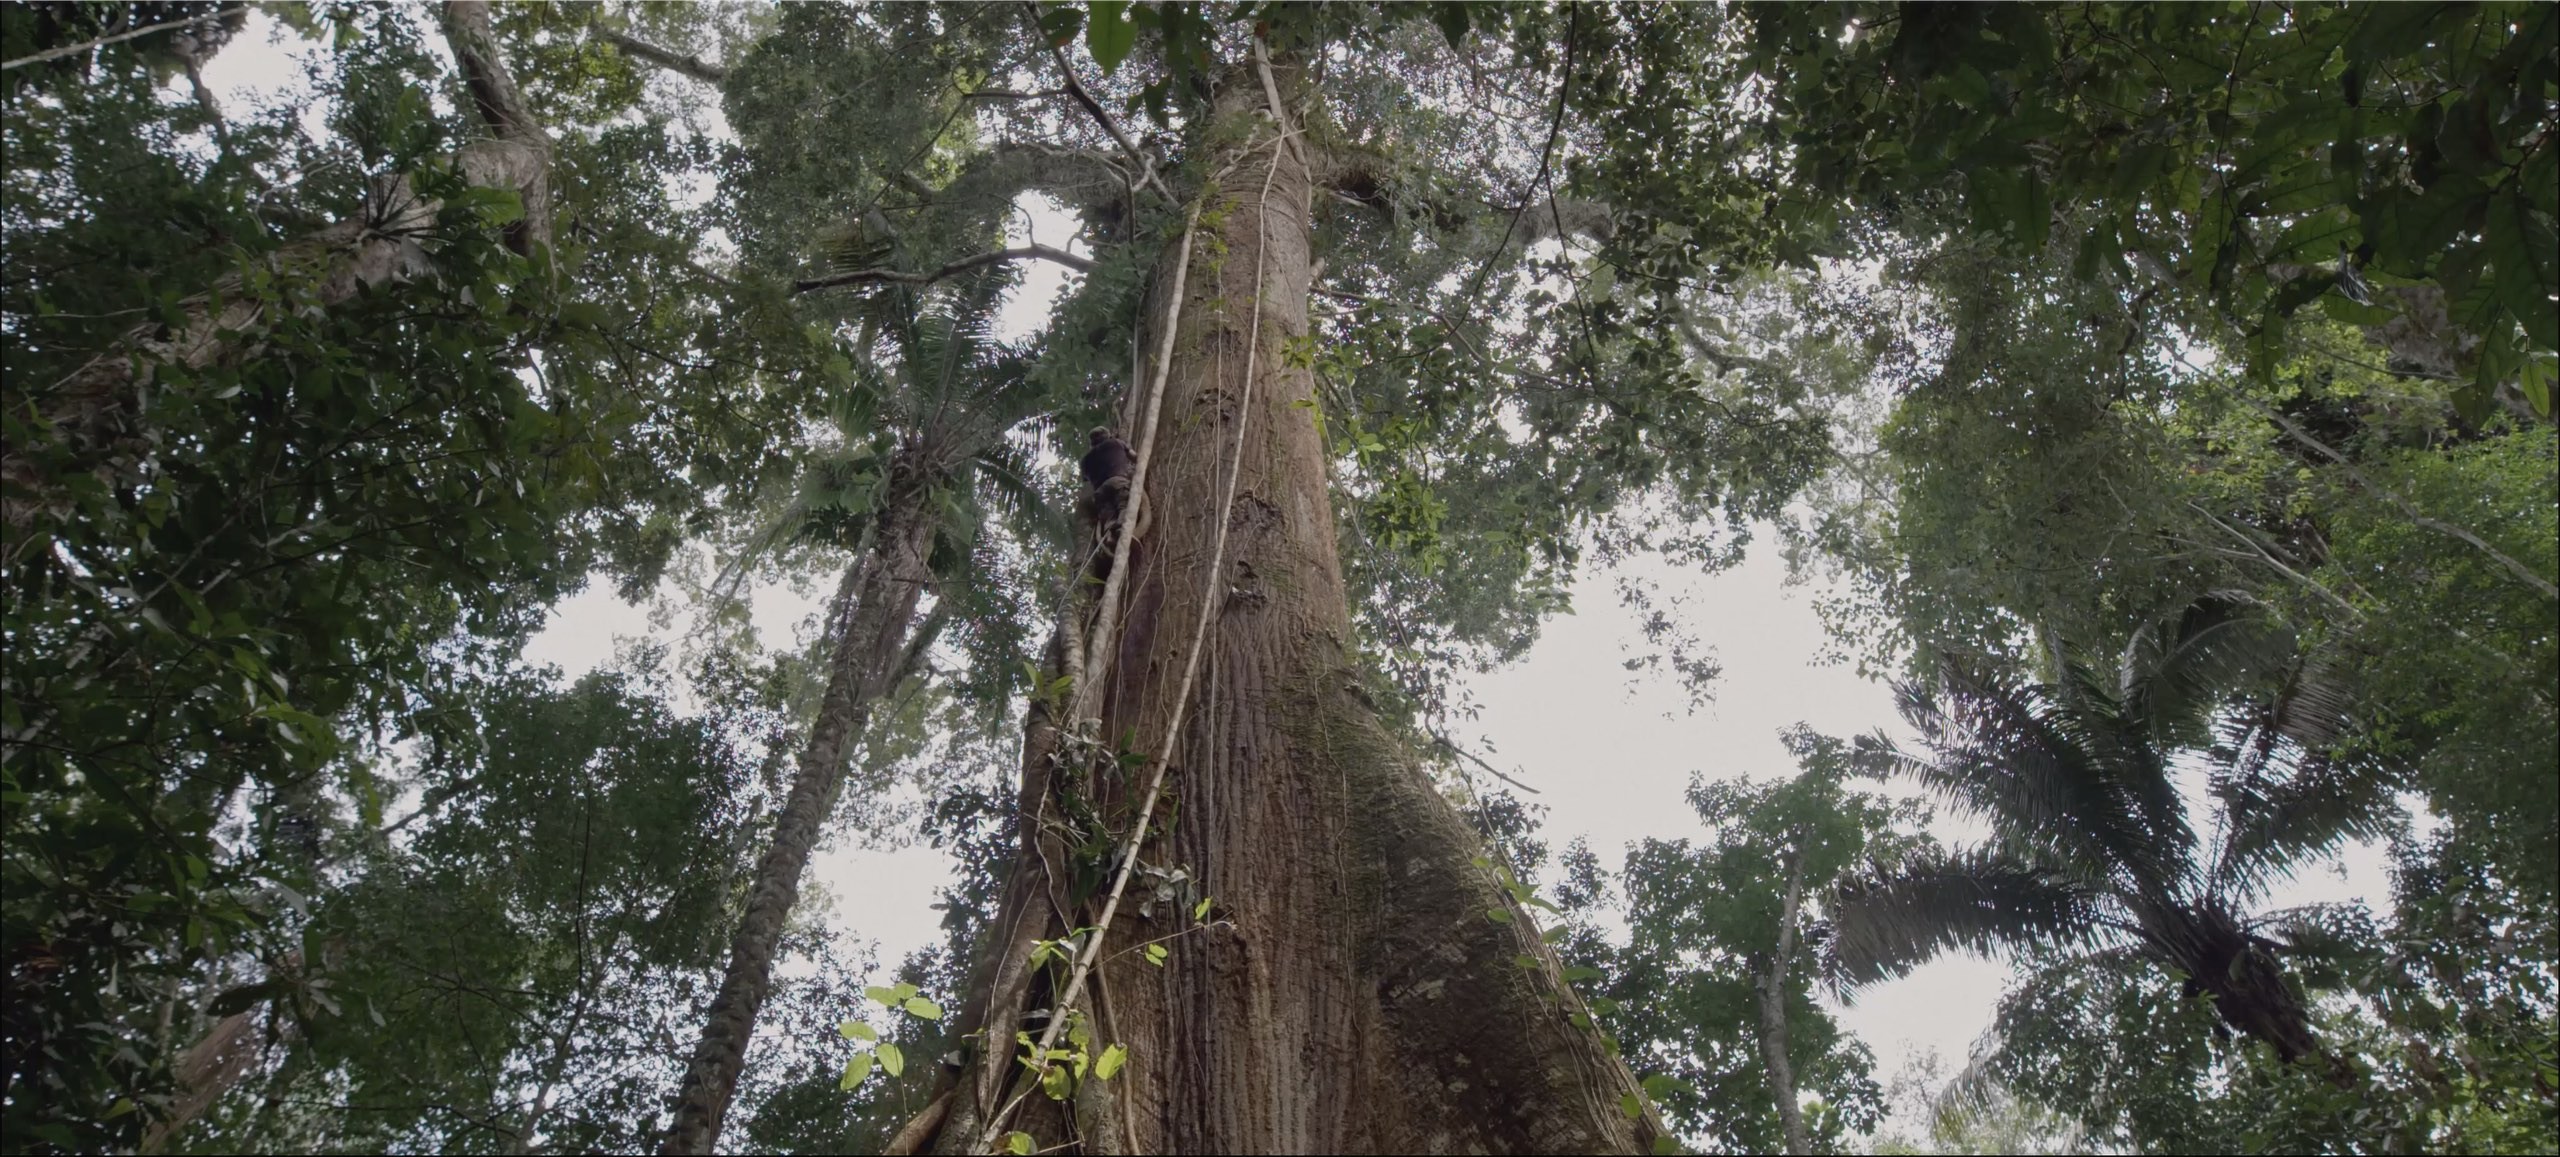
[192,11,2397,1112]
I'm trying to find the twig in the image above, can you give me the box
[964,87,1072,101]
[2,5,249,71]
[1430,732,1543,795]
[1022,2,1175,203]
[791,244,1095,294]
[1455,3,1578,308]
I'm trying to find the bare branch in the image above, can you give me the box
[1431,732,1543,795]
[597,27,727,85]
[791,244,1094,295]
[962,87,1070,101]
[2,4,249,71]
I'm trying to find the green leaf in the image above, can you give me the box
[1652,1135,1684,1155]
[1095,1042,1127,1080]
[2321,295,2398,328]
[2486,190,2558,352]
[1144,943,1169,966]
[839,1052,874,1091]
[1038,3,1084,46]
[1484,907,1515,924]
[2521,356,2554,418]
[1042,1059,1075,1100]
[1086,1,1135,75]
[1005,1131,1036,1155]
[1560,965,1605,983]
[877,1042,905,1078]
[454,186,525,227]
[864,985,901,1007]
[1620,1092,1644,1119]
[1193,896,1212,921]
[1434,2,1471,49]
[839,1019,877,1041]
[903,996,944,1021]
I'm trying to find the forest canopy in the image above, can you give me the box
[3,2,2553,1154]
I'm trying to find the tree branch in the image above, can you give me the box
[1431,732,1543,795]
[962,87,1070,101]
[1457,3,1578,307]
[790,244,1094,294]
[1,4,249,71]
[441,1,553,254]
[1020,3,1175,202]
[597,27,727,85]
[2247,397,2558,601]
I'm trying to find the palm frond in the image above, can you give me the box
[2117,592,2295,750]
[1825,844,2106,994]
[968,440,1069,550]
[1887,662,2195,900]
[2244,901,2385,991]
[2211,734,2402,903]
[2204,634,2401,898]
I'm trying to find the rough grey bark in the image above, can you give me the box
[1758,849,1810,1156]
[660,459,940,1154]
[919,54,1667,1155]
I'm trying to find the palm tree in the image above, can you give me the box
[1827,597,2398,1074]
[663,277,1069,1154]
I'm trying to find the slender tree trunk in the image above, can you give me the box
[1,0,550,557]
[922,55,1665,1155]
[661,460,940,1154]
[1757,849,1810,1156]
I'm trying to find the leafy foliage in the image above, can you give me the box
[1562,729,1924,1151]
[1742,1,2560,416]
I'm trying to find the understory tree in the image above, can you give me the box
[1558,728,1927,1154]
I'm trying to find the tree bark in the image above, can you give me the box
[1757,849,1810,1156]
[1,1,550,558]
[660,458,940,1154]
[924,54,1665,1155]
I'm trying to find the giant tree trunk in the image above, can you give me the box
[662,457,940,1153]
[922,56,1665,1155]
